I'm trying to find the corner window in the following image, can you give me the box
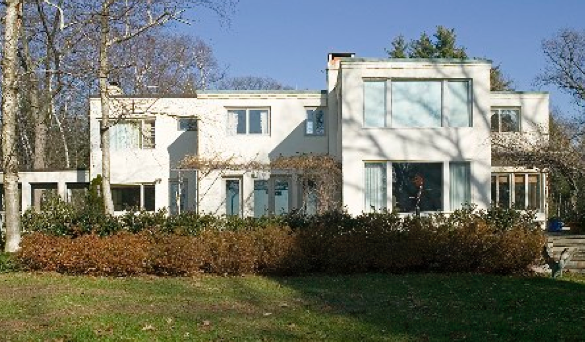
[363,79,472,128]
[491,173,542,211]
[178,118,197,131]
[228,108,269,135]
[109,119,155,149]
[491,108,519,132]
[306,108,326,135]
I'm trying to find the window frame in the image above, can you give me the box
[305,107,326,136]
[106,118,156,150]
[227,108,271,135]
[178,117,198,131]
[362,78,473,128]
[111,183,156,212]
[491,172,543,212]
[225,177,243,217]
[491,107,520,133]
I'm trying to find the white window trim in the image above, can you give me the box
[227,108,271,135]
[491,107,521,133]
[105,118,155,149]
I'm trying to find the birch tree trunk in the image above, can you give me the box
[99,0,115,215]
[2,0,24,252]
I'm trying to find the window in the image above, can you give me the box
[491,108,519,132]
[450,162,471,210]
[112,185,140,211]
[301,179,319,215]
[306,108,326,135]
[254,180,269,218]
[392,81,442,127]
[363,79,471,128]
[364,81,386,127]
[252,177,292,217]
[491,173,543,211]
[364,163,387,211]
[109,119,155,149]
[225,179,241,216]
[169,180,188,215]
[178,118,197,131]
[228,109,269,135]
[111,184,155,211]
[393,163,443,213]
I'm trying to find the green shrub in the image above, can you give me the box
[0,253,20,273]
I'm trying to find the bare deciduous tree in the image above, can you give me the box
[2,0,24,252]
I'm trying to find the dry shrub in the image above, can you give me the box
[17,208,545,276]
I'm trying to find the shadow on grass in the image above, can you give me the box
[229,273,585,342]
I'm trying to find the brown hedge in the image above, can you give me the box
[17,218,545,276]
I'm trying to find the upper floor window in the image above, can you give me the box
[306,108,326,135]
[178,118,197,131]
[491,108,519,132]
[109,119,155,150]
[227,108,269,135]
[364,79,472,128]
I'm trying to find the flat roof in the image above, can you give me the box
[90,90,327,99]
[338,57,492,64]
[491,91,549,95]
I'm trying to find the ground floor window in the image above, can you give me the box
[252,177,292,217]
[393,163,443,213]
[225,179,241,216]
[363,161,470,213]
[112,184,155,211]
[491,173,543,211]
[364,163,387,212]
[450,162,471,210]
[31,183,58,211]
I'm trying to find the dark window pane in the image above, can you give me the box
[392,163,442,213]
[144,185,155,211]
[112,186,140,211]
[226,179,240,216]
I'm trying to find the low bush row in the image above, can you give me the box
[17,206,545,276]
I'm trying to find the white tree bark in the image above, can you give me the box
[99,0,115,215]
[2,0,24,252]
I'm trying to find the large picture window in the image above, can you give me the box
[393,163,442,213]
[228,109,269,135]
[112,184,155,211]
[363,79,471,128]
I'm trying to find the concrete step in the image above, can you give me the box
[545,234,585,272]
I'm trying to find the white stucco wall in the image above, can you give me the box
[332,59,493,215]
[89,92,328,214]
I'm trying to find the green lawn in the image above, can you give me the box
[0,272,584,341]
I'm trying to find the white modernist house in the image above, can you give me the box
[1,53,549,222]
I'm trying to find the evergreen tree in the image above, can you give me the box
[386,35,408,58]
[410,32,436,58]
[385,26,513,90]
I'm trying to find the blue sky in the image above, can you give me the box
[190,0,585,117]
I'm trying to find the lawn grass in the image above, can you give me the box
[0,272,584,341]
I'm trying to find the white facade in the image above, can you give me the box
[2,54,549,218]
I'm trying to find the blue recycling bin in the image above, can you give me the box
[548,218,563,232]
